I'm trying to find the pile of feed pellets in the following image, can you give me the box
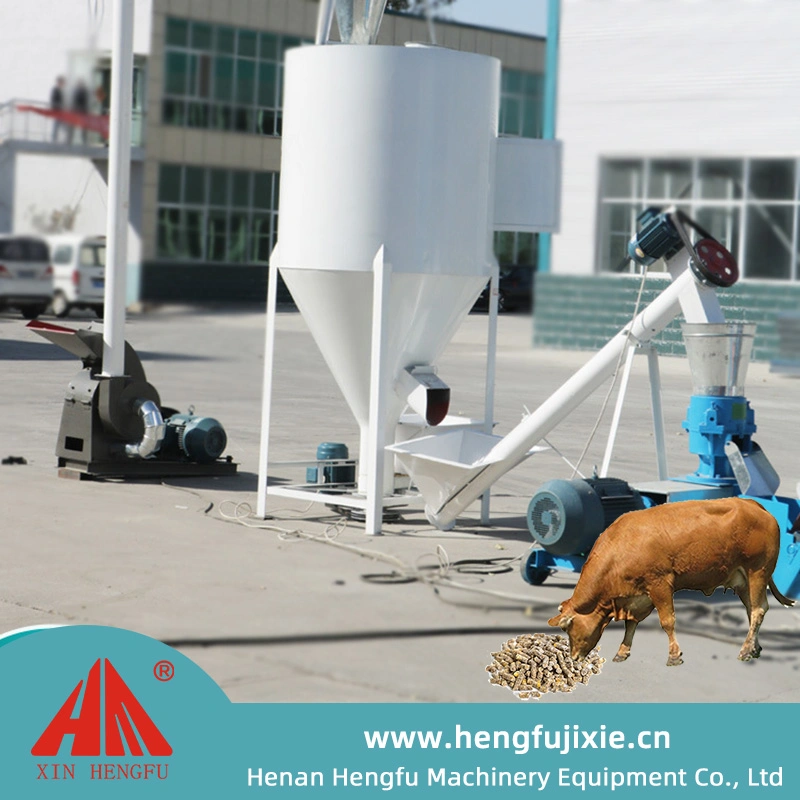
[486,633,605,700]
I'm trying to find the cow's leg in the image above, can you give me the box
[649,584,683,666]
[613,619,638,662]
[739,572,769,661]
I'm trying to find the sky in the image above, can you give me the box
[433,0,549,38]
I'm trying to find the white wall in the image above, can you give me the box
[0,0,152,104]
[13,154,141,279]
[553,0,800,276]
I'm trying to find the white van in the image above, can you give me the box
[0,235,53,319]
[48,235,106,317]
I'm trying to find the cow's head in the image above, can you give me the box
[548,598,612,661]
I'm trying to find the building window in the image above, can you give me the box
[162,17,310,136]
[494,231,537,266]
[499,69,543,139]
[156,164,279,263]
[597,157,800,281]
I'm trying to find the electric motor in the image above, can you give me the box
[527,477,645,556]
[162,414,227,464]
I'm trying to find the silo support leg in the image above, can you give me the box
[366,247,392,536]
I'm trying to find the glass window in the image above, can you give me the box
[162,98,185,126]
[228,213,250,261]
[158,166,277,264]
[52,245,73,264]
[253,173,273,210]
[187,101,210,128]
[162,19,309,137]
[206,211,228,261]
[598,203,642,273]
[749,159,795,201]
[184,167,205,204]
[79,244,106,267]
[648,160,691,200]
[216,26,235,54]
[745,205,793,279]
[157,208,184,259]
[251,214,273,262]
[185,211,204,259]
[190,22,213,51]
[231,172,251,208]
[238,30,257,57]
[516,232,535,264]
[494,231,515,266]
[165,52,189,95]
[257,61,277,108]
[235,59,257,105]
[214,56,234,102]
[602,161,644,200]
[209,170,229,206]
[500,98,520,137]
[259,32,278,60]
[158,165,182,204]
[698,160,742,200]
[499,68,543,139]
[166,18,189,47]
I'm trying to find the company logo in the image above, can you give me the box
[31,658,172,757]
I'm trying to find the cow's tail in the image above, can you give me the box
[769,578,795,607]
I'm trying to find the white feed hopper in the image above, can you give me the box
[273,44,499,492]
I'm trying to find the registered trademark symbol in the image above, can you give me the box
[153,660,174,681]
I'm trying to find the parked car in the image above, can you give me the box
[48,234,106,317]
[0,235,53,319]
[472,265,535,313]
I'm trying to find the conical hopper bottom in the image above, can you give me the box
[281,268,486,437]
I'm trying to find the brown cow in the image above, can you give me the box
[548,497,794,666]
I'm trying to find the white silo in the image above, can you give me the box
[257,4,560,534]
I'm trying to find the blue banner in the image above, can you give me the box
[0,626,792,797]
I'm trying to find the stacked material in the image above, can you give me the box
[487,633,604,700]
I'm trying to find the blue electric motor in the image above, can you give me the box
[306,442,355,486]
[162,413,227,464]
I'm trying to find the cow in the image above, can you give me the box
[547,497,794,666]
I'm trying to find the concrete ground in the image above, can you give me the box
[1,306,799,703]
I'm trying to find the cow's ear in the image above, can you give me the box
[548,612,573,630]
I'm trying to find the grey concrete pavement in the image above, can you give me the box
[1,307,799,703]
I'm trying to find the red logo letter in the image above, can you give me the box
[31,659,101,756]
[104,659,172,756]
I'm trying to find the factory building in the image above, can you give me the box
[536,0,800,363]
[0,0,545,306]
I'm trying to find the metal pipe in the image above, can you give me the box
[427,268,698,529]
[599,341,636,477]
[256,259,280,519]
[101,0,134,378]
[646,344,669,480]
[125,400,165,458]
[480,260,500,524]
[315,0,335,44]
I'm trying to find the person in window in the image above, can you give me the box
[49,76,66,142]
[71,80,90,144]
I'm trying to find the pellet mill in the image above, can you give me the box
[258,1,800,599]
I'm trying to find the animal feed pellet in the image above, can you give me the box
[486,633,604,700]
